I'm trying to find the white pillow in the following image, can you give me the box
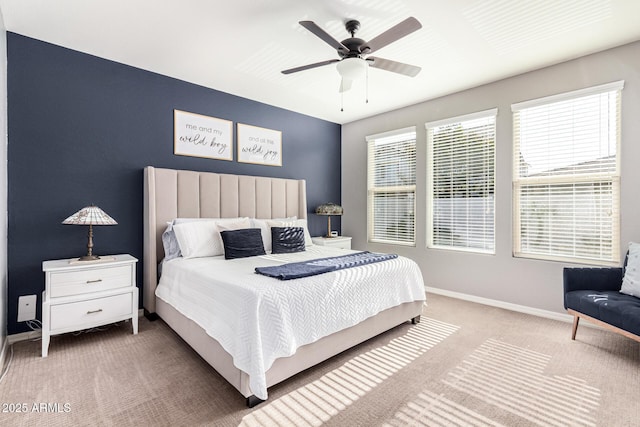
[162,218,217,261]
[251,219,272,252]
[621,242,640,297]
[173,218,250,259]
[295,219,314,247]
[172,220,218,259]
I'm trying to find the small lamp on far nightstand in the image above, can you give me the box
[315,202,343,238]
[62,205,118,261]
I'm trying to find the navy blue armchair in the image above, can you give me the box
[563,257,640,343]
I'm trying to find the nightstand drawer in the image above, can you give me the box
[49,293,133,331]
[49,264,133,297]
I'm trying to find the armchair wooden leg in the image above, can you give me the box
[571,315,580,340]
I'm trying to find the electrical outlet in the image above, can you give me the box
[17,295,37,322]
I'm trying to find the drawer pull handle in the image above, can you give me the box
[86,309,103,314]
[86,279,103,284]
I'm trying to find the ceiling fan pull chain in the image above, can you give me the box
[341,87,344,112]
[366,65,369,104]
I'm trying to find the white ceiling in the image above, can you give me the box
[2,0,640,124]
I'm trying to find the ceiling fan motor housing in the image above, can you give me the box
[338,38,369,58]
[339,20,371,57]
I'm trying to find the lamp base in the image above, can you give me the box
[77,255,100,262]
[69,255,116,265]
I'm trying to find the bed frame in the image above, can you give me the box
[143,166,424,406]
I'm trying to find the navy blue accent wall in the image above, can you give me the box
[7,33,341,334]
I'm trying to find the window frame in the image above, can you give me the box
[425,108,497,254]
[366,127,417,246]
[511,81,623,265]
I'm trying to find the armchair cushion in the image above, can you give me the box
[564,290,640,336]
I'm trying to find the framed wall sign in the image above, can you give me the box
[174,109,233,161]
[237,123,282,167]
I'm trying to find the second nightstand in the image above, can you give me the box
[311,236,352,250]
[41,254,138,357]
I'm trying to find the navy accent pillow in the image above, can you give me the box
[220,228,266,260]
[271,226,306,254]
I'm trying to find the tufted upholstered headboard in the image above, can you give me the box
[143,166,307,313]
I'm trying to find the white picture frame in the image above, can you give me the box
[174,109,233,161]
[237,123,282,167]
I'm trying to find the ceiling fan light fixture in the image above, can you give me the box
[336,57,367,81]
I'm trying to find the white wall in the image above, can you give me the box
[0,6,7,357]
[342,41,640,314]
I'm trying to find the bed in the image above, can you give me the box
[143,166,426,406]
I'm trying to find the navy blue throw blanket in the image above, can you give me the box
[255,251,398,280]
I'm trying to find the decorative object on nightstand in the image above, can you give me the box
[41,254,138,357]
[62,205,117,261]
[315,202,343,238]
[311,236,352,250]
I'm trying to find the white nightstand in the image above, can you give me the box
[311,236,352,249]
[41,254,138,357]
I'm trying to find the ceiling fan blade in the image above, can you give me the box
[281,59,340,75]
[367,57,421,77]
[339,78,354,93]
[366,17,422,53]
[299,21,349,52]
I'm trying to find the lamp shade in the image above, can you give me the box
[62,205,117,226]
[62,205,117,261]
[315,203,343,216]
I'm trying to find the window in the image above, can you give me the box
[367,127,416,245]
[426,109,496,253]
[512,81,623,264]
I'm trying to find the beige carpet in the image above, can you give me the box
[1,293,639,426]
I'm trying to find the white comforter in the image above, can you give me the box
[156,246,425,400]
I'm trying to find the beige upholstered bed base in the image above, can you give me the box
[158,298,423,404]
[143,166,423,406]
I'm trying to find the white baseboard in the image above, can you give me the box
[0,338,8,372]
[8,329,41,344]
[425,286,575,323]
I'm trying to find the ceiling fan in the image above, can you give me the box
[282,17,422,93]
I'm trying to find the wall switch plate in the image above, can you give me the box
[17,295,37,322]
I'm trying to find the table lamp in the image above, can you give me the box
[315,202,343,238]
[62,205,118,261]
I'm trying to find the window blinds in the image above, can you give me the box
[426,110,496,253]
[512,81,623,264]
[366,128,416,245]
